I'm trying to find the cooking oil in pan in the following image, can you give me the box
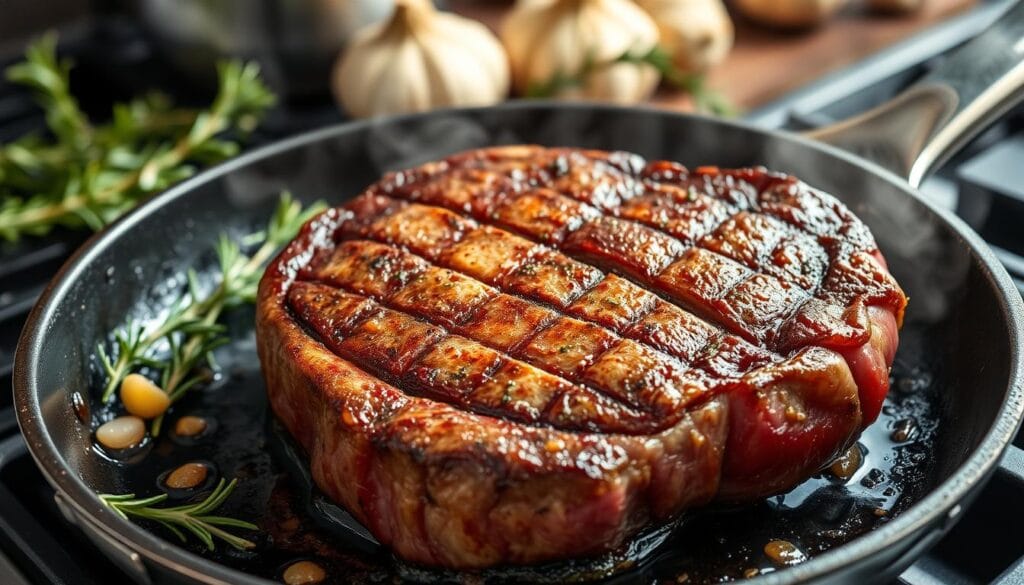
[100,315,939,584]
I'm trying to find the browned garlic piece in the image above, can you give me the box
[164,462,209,490]
[332,0,509,118]
[174,415,208,437]
[283,560,327,584]
[120,373,170,419]
[501,0,661,103]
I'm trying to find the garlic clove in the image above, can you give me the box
[119,373,171,420]
[584,62,661,105]
[502,0,661,103]
[333,0,509,118]
[96,416,146,451]
[164,462,210,490]
[636,0,734,74]
[283,560,327,585]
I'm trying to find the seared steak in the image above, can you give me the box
[256,146,906,569]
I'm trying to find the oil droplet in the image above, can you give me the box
[104,266,115,283]
[70,391,90,424]
[891,418,919,443]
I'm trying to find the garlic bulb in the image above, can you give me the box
[501,0,661,104]
[636,0,734,74]
[332,0,509,118]
[734,0,849,29]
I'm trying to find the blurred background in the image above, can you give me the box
[2,1,1024,584]
[0,0,992,118]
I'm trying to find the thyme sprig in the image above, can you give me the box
[526,45,736,117]
[97,194,327,435]
[0,33,275,241]
[100,478,257,551]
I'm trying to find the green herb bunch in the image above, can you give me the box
[97,194,326,434]
[0,34,275,241]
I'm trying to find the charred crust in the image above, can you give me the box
[256,145,907,569]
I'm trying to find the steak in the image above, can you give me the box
[256,146,906,569]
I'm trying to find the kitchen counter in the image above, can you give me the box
[450,0,978,111]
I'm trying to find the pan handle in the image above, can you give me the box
[804,0,1024,188]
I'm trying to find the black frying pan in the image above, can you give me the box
[13,4,1024,584]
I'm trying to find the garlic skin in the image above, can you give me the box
[734,0,849,29]
[501,0,661,104]
[636,0,734,74]
[333,0,509,118]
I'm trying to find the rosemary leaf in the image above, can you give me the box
[0,34,275,242]
[5,33,92,154]
[99,478,257,551]
[95,194,326,437]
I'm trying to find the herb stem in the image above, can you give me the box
[3,174,133,230]
[2,69,244,235]
[0,36,274,242]
[96,194,326,434]
[100,478,257,551]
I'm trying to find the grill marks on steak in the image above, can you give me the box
[291,244,717,434]
[294,203,789,434]
[261,260,728,566]
[366,147,905,419]
[257,146,907,568]
[376,149,904,335]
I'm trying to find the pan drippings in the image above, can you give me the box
[97,322,938,584]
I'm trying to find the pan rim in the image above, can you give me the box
[13,100,1024,584]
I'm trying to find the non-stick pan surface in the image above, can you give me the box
[14,103,1024,584]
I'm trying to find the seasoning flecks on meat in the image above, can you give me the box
[440,226,537,283]
[257,145,908,569]
[499,247,603,308]
[567,273,659,331]
[617,184,734,245]
[627,299,721,364]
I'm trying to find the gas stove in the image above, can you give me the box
[1,5,1023,584]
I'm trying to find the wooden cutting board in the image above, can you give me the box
[450,0,978,112]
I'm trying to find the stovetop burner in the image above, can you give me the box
[2,4,1023,583]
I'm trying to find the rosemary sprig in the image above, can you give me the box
[96,194,327,435]
[0,33,275,242]
[525,45,737,117]
[99,478,257,551]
